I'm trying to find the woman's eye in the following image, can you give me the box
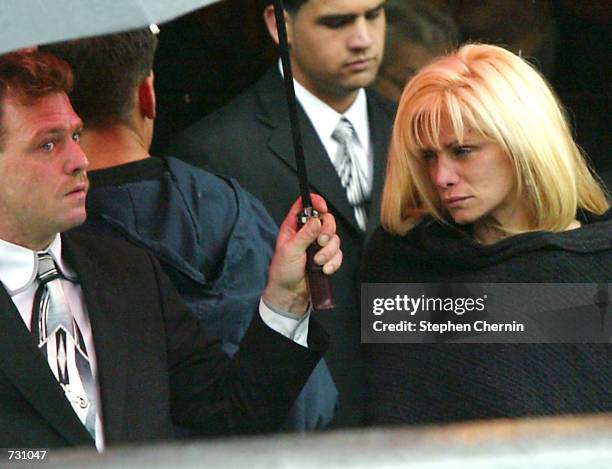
[421,150,437,161]
[453,146,474,157]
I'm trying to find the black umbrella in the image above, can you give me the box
[272,0,335,310]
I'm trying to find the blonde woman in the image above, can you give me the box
[362,44,612,425]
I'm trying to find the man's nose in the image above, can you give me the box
[431,156,459,189]
[348,17,374,50]
[63,139,89,174]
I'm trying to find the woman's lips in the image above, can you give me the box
[443,196,472,207]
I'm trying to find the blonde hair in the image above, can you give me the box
[381,43,609,236]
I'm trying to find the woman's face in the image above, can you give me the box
[420,118,527,230]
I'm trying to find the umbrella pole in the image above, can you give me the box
[273,0,335,310]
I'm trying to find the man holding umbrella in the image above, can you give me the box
[0,49,341,449]
[42,27,339,432]
[170,0,394,427]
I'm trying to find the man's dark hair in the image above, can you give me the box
[272,0,307,15]
[385,0,459,52]
[0,50,73,148]
[41,28,158,129]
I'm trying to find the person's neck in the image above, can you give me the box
[472,223,511,245]
[472,211,530,245]
[320,91,359,114]
[293,76,359,114]
[81,125,150,171]
[0,221,54,251]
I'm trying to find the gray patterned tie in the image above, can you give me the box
[31,252,97,439]
[332,117,368,231]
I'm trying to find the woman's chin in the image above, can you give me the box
[449,211,478,225]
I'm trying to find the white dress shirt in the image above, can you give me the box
[0,233,310,451]
[0,235,105,450]
[286,63,374,198]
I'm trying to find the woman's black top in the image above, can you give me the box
[362,209,612,425]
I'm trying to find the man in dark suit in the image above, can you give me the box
[42,28,338,432]
[169,0,394,427]
[0,50,341,449]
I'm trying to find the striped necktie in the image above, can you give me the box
[30,252,97,439]
[332,117,368,231]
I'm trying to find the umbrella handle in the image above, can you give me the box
[299,208,336,311]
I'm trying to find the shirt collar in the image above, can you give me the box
[0,234,75,295]
[343,89,369,149]
[280,61,370,150]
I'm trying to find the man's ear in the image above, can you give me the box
[138,72,156,120]
[263,5,293,47]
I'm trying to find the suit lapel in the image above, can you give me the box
[62,234,129,444]
[0,283,93,445]
[256,69,361,232]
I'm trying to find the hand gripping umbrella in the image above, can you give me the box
[272,0,335,310]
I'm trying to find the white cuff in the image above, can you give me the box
[259,298,311,347]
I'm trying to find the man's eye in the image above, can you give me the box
[41,141,55,152]
[72,131,81,143]
[365,7,383,20]
[322,18,350,28]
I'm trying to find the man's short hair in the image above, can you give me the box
[0,50,73,149]
[41,28,158,129]
[273,0,307,15]
[385,0,459,55]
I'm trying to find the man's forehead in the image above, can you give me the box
[4,90,74,114]
[3,91,82,133]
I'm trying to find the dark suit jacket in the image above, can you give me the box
[601,168,612,192]
[168,67,395,427]
[0,229,327,448]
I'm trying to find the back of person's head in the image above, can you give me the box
[382,43,609,235]
[41,28,158,129]
[448,0,557,80]
[0,50,73,148]
[277,0,308,15]
[385,0,458,55]
[376,0,459,101]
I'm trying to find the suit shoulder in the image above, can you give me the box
[174,79,261,142]
[366,89,397,119]
[172,68,281,141]
[64,226,154,263]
